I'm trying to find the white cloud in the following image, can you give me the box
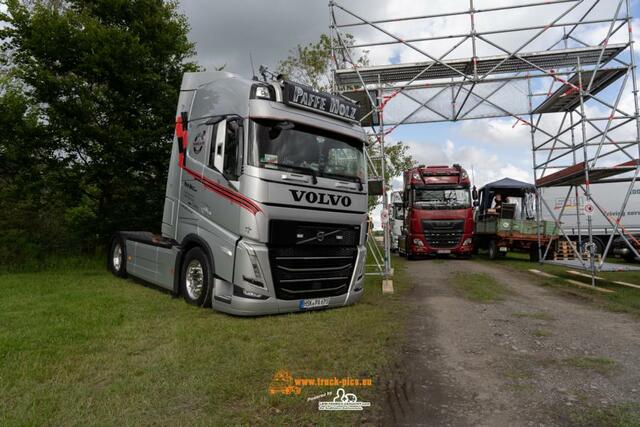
[457,117,531,147]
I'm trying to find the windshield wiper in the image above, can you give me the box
[264,162,317,184]
[321,172,364,191]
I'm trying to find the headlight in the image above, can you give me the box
[413,239,424,247]
[255,86,271,99]
[239,241,265,287]
[463,238,472,246]
[250,83,275,100]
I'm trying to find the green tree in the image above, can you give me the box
[367,140,416,211]
[277,33,415,210]
[0,0,199,261]
[277,33,368,92]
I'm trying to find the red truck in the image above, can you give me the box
[398,164,474,259]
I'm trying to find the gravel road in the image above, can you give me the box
[378,257,640,426]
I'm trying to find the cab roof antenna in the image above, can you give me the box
[249,52,258,81]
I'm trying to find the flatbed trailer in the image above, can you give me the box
[473,178,558,261]
[474,217,557,260]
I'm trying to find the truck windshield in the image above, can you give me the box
[414,188,471,210]
[249,119,365,183]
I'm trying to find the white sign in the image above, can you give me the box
[585,203,594,216]
[318,388,371,411]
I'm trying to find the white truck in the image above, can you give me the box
[107,72,369,316]
[539,182,640,257]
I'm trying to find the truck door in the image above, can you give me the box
[180,118,242,282]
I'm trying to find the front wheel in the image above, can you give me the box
[488,240,498,260]
[180,247,213,307]
[407,246,416,261]
[108,235,127,278]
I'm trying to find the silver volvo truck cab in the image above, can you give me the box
[108,71,369,316]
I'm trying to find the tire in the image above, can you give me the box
[592,237,605,256]
[623,252,638,263]
[108,235,127,278]
[529,244,540,262]
[488,240,498,260]
[180,247,213,307]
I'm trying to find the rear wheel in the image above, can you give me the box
[180,247,212,307]
[108,235,127,278]
[529,244,540,262]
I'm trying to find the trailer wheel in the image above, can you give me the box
[180,247,212,307]
[529,244,540,262]
[488,240,498,260]
[592,237,605,256]
[108,235,127,278]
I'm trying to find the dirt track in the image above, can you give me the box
[378,257,640,426]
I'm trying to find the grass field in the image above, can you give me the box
[0,256,410,426]
[451,272,509,302]
[474,251,640,315]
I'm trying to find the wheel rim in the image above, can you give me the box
[112,243,122,272]
[185,259,204,300]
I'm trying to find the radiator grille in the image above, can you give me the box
[422,219,464,248]
[269,221,359,300]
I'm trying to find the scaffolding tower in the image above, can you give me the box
[329,0,640,285]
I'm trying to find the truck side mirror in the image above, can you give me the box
[367,179,384,195]
[473,200,479,208]
[472,186,478,200]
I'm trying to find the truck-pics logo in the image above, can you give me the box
[289,189,352,207]
[268,370,302,396]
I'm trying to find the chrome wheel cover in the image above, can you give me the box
[112,243,122,272]
[185,259,204,300]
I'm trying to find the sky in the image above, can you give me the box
[1,1,638,204]
[179,0,640,227]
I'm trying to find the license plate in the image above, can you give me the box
[300,297,330,309]
[499,247,508,252]
[437,249,451,254]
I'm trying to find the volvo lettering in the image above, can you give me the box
[290,190,352,207]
